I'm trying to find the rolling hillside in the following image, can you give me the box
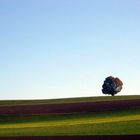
[0,95,140,138]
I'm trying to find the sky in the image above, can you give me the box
[0,0,140,99]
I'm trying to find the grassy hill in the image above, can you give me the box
[0,95,140,136]
[0,95,140,106]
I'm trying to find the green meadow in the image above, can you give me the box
[0,95,140,106]
[0,95,140,136]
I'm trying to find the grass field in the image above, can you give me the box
[0,95,140,136]
[0,95,140,106]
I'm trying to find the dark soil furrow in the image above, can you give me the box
[0,99,139,114]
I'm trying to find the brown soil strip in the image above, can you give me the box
[0,99,140,114]
[0,135,140,140]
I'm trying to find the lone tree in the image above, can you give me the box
[102,76,123,96]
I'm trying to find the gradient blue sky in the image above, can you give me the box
[0,0,140,99]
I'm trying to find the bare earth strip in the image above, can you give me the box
[0,99,139,114]
[0,136,140,140]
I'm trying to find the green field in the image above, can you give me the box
[0,95,140,106]
[0,95,140,136]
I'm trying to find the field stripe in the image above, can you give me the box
[0,95,140,106]
[0,136,140,140]
[0,114,140,129]
[0,99,140,114]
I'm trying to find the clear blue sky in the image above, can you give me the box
[0,0,140,99]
